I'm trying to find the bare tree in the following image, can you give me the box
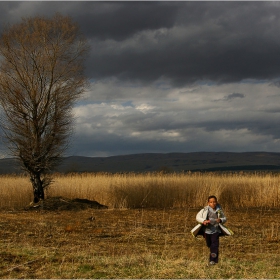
[0,14,88,203]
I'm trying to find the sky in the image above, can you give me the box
[1,1,280,157]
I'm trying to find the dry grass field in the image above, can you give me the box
[0,172,280,278]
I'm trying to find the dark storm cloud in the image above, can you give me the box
[225,93,245,101]
[0,2,179,40]
[198,117,280,140]
[1,2,280,86]
[74,2,179,41]
[83,1,280,86]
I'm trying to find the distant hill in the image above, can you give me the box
[1,152,280,174]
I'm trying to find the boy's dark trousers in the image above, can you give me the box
[204,232,220,263]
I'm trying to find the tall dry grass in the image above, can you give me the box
[0,171,280,210]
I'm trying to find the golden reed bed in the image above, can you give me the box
[0,171,279,210]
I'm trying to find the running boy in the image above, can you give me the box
[196,195,227,265]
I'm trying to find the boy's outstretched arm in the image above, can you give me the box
[196,208,207,224]
[218,209,227,224]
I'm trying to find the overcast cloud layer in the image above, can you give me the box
[1,1,280,157]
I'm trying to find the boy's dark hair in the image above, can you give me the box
[208,195,217,202]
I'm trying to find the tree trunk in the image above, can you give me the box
[30,172,45,203]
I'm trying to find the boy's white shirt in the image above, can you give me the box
[191,204,233,237]
[196,204,227,224]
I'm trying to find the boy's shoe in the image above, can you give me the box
[209,261,216,265]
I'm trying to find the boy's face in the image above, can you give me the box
[208,198,217,209]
